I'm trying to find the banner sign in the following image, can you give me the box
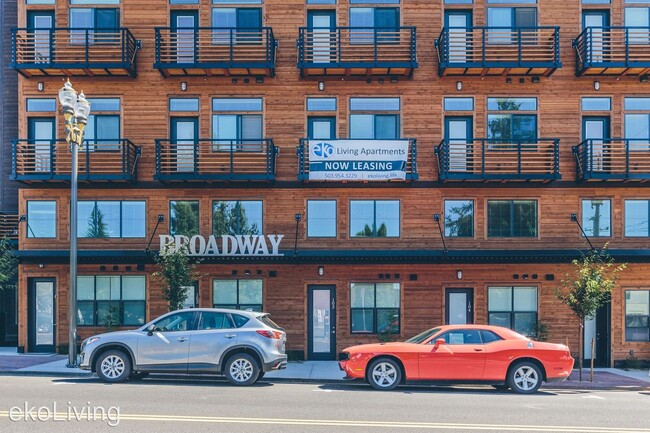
[308,140,409,181]
[160,234,284,257]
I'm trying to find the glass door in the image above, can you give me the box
[307,285,336,360]
[445,116,473,172]
[583,11,609,62]
[308,117,336,140]
[171,11,198,63]
[583,116,610,173]
[27,11,54,63]
[584,303,610,367]
[28,117,55,173]
[307,11,335,63]
[28,278,56,353]
[446,288,474,325]
[171,117,198,173]
[445,11,472,63]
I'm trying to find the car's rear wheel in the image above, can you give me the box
[367,358,401,391]
[508,361,542,394]
[224,353,260,386]
[96,350,131,383]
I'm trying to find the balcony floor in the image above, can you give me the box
[13,63,136,78]
[439,64,559,77]
[155,64,275,78]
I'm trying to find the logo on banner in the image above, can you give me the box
[313,142,334,158]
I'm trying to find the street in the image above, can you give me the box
[0,375,648,432]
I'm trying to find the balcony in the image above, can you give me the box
[0,212,19,242]
[435,139,560,182]
[155,139,277,182]
[10,28,138,78]
[574,27,650,76]
[297,27,418,77]
[154,27,277,77]
[573,139,650,181]
[435,27,561,76]
[11,139,140,182]
[297,138,418,181]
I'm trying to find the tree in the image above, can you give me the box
[0,237,18,289]
[153,242,201,311]
[554,247,626,381]
[85,204,109,238]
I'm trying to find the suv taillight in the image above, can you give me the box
[257,330,283,339]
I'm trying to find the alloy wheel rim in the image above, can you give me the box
[230,358,254,382]
[372,362,397,387]
[101,355,125,379]
[514,366,539,391]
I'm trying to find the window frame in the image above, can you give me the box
[486,199,538,238]
[487,286,538,337]
[212,279,264,311]
[349,97,401,140]
[307,199,337,238]
[77,200,146,238]
[624,199,650,238]
[169,200,201,237]
[349,199,400,238]
[26,200,57,239]
[350,282,401,334]
[77,275,146,327]
[211,200,264,236]
[625,290,650,342]
[581,198,612,238]
[444,199,475,238]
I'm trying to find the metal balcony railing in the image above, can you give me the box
[435,26,561,76]
[154,27,276,76]
[573,138,650,181]
[10,27,138,77]
[297,26,418,76]
[0,212,20,241]
[435,138,561,182]
[11,139,140,182]
[574,27,650,76]
[155,138,277,181]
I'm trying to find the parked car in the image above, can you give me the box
[339,325,574,393]
[79,308,287,385]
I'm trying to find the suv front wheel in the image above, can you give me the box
[96,350,132,383]
[224,353,260,386]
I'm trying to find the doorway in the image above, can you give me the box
[582,11,610,62]
[445,116,473,172]
[27,278,56,353]
[171,10,198,63]
[170,117,198,173]
[584,303,611,367]
[445,10,472,63]
[307,285,336,360]
[445,288,474,325]
[583,116,610,172]
[308,117,336,140]
[27,11,54,63]
[307,11,335,63]
[28,117,55,173]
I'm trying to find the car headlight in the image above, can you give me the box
[83,337,101,348]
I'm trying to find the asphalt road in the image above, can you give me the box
[0,375,648,433]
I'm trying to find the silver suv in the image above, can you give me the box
[79,308,287,385]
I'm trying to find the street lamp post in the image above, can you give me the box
[58,80,91,368]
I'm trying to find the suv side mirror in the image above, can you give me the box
[433,338,445,350]
[147,324,155,336]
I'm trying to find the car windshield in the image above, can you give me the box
[405,328,441,344]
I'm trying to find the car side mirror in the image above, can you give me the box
[433,338,445,350]
[147,324,155,336]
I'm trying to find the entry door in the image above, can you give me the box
[445,117,473,172]
[583,116,610,172]
[584,303,611,367]
[446,288,474,325]
[171,11,198,63]
[27,11,54,63]
[308,285,336,360]
[583,11,609,62]
[308,117,336,140]
[171,117,198,173]
[27,278,56,353]
[28,117,55,173]
[307,11,335,63]
[445,11,472,63]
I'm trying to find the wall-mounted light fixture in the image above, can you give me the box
[390,76,398,83]
[594,81,600,91]
[456,81,462,91]
[37,82,44,92]
[641,75,649,83]
[318,81,325,91]
[531,76,540,83]
[38,263,45,269]
[245,270,251,276]
[456,270,462,280]
[318,266,324,276]
[180,82,187,92]
[255,76,264,84]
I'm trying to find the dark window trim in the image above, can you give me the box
[487,199,538,238]
[211,200,264,236]
[212,279,263,311]
[78,200,146,239]
[350,282,401,335]
[307,199,338,239]
[444,199,475,238]
[169,200,201,237]
[349,199,400,238]
[487,286,538,336]
[624,199,650,238]
[26,200,57,239]
[625,290,650,342]
[77,275,147,327]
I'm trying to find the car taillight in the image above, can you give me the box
[257,330,283,339]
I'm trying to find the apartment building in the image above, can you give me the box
[8,0,650,366]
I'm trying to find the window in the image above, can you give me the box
[212,7,262,44]
[77,201,145,238]
[182,283,198,309]
[444,97,474,111]
[85,98,120,150]
[351,282,400,334]
[444,200,474,237]
[350,200,399,237]
[437,329,482,344]
[213,0,263,3]
[307,200,337,237]
[170,201,200,236]
[487,200,537,238]
[212,98,263,151]
[77,276,145,327]
[488,0,536,3]
[625,200,650,237]
[151,311,195,332]
[26,99,56,112]
[213,279,263,311]
[350,0,399,3]
[581,97,611,111]
[169,98,199,112]
[27,201,56,238]
[70,0,120,3]
[212,200,263,235]
[307,98,337,111]
[625,8,650,45]
[487,7,537,44]
[197,311,234,330]
[625,290,650,342]
[487,98,537,143]
[26,0,56,4]
[488,286,537,336]
[583,0,610,3]
[349,7,399,44]
[445,0,472,3]
[624,97,650,147]
[480,330,502,343]
[581,199,611,237]
[69,8,119,44]
[171,0,199,3]
[349,97,400,139]
[307,0,336,4]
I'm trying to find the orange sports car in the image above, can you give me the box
[338,325,574,393]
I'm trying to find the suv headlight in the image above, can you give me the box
[82,337,100,350]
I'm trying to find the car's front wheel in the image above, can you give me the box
[96,350,132,383]
[508,361,542,394]
[224,353,260,386]
[367,358,401,391]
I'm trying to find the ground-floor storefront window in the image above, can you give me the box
[487,286,538,337]
[625,290,650,342]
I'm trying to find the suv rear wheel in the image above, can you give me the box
[96,350,131,383]
[224,353,260,386]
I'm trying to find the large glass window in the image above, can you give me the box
[581,97,611,111]
[77,276,146,327]
[350,282,400,334]
[444,200,474,237]
[581,199,611,237]
[212,98,263,151]
[625,200,650,237]
[169,98,199,112]
[625,290,650,342]
[624,98,650,147]
[69,8,119,44]
[27,201,56,238]
[444,97,474,111]
[213,279,263,311]
[307,97,337,112]
[212,200,263,235]
[26,99,56,112]
[350,200,399,237]
[170,201,200,237]
[349,97,400,139]
[307,200,337,238]
[349,7,399,44]
[84,98,120,150]
[487,98,537,143]
[78,201,145,238]
[487,200,537,238]
[212,7,262,44]
[488,286,537,336]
